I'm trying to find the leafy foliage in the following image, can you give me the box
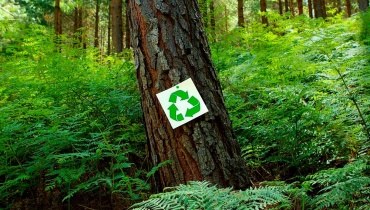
[130,181,290,210]
[213,12,370,180]
[0,22,148,209]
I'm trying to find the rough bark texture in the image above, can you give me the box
[345,0,351,17]
[54,0,62,36]
[94,0,100,48]
[238,0,245,27]
[298,0,303,15]
[111,0,123,53]
[308,0,313,18]
[260,0,268,24]
[128,0,249,192]
[358,0,369,11]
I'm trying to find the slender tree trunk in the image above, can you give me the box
[238,0,245,27]
[111,0,123,53]
[128,0,249,192]
[54,0,62,36]
[335,0,342,14]
[278,0,283,15]
[289,0,295,16]
[125,0,130,49]
[94,0,100,48]
[322,0,327,18]
[108,4,111,55]
[260,0,268,24]
[345,0,351,17]
[308,0,313,18]
[284,0,289,12]
[298,0,303,15]
[358,0,369,11]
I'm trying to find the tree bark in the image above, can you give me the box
[238,0,245,27]
[345,0,351,17]
[111,0,123,53]
[308,0,313,18]
[260,0,268,25]
[54,0,62,36]
[128,0,249,192]
[298,0,303,15]
[358,0,369,11]
[94,0,100,48]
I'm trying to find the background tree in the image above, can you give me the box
[111,0,123,53]
[54,0,62,36]
[345,0,352,16]
[127,0,249,191]
[358,0,369,11]
[308,0,314,17]
[314,0,327,18]
[94,0,100,48]
[238,0,245,26]
[298,0,303,15]
[260,0,268,24]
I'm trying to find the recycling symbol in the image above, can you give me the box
[167,86,201,121]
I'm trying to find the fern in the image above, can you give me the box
[306,158,370,209]
[130,181,290,210]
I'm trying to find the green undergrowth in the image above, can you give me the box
[213,12,370,181]
[0,23,148,209]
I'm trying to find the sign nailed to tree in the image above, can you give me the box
[156,78,209,129]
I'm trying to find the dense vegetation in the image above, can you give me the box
[1,5,370,210]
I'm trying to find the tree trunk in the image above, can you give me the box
[108,4,111,55]
[278,0,283,15]
[94,0,100,48]
[358,0,369,11]
[289,0,295,16]
[345,0,351,17]
[127,0,249,192]
[111,0,123,53]
[314,0,326,18]
[322,0,327,18]
[298,0,303,15]
[125,0,131,49]
[54,0,62,36]
[238,0,245,27]
[308,0,313,18]
[284,0,289,12]
[260,0,268,24]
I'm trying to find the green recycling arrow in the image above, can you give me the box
[185,96,200,117]
[168,104,184,121]
[167,88,201,121]
[168,90,189,103]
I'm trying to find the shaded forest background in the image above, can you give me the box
[1,0,370,209]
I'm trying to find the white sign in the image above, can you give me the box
[156,78,209,129]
